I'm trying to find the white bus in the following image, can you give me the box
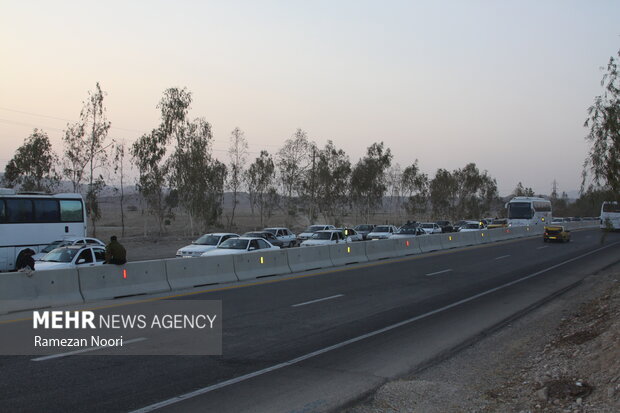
[506,196,552,227]
[0,189,87,272]
[600,201,620,230]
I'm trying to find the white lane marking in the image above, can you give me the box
[495,255,511,260]
[537,246,548,250]
[31,337,147,361]
[129,241,620,413]
[291,294,344,307]
[425,269,452,276]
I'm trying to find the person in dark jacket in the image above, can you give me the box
[105,235,127,265]
[16,248,36,271]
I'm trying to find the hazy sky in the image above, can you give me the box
[1,0,619,195]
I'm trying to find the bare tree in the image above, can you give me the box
[227,127,248,230]
[61,82,111,236]
[112,140,128,237]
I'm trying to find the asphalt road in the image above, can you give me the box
[0,229,619,413]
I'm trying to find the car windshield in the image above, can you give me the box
[218,239,249,250]
[263,228,277,235]
[374,226,390,232]
[312,232,333,240]
[508,202,533,219]
[355,225,373,231]
[397,227,417,234]
[306,225,325,232]
[420,223,434,228]
[436,221,448,226]
[41,240,65,253]
[194,235,220,246]
[41,248,79,263]
[463,223,479,229]
[491,219,507,224]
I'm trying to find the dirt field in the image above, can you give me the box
[92,194,414,261]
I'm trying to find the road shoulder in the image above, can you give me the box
[344,261,620,413]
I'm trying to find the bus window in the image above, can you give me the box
[6,199,34,223]
[602,202,620,213]
[34,199,60,222]
[0,200,5,222]
[60,200,84,222]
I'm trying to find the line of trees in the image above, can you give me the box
[4,43,619,236]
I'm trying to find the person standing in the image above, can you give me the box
[16,248,36,274]
[105,235,127,265]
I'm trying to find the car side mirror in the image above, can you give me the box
[76,258,86,265]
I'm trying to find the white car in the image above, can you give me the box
[367,225,398,240]
[300,230,351,247]
[418,222,442,234]
[33,236,106,261]
[263,227,297,247]
[176,233,239,257]
[458,221,484,232]
[389,226,426,238]
[337,228,363,242]
[297,225,336,241]
[201,237,280,256]
[36,245,107,271]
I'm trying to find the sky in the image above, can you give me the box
[1,0,619,196]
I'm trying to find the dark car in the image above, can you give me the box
[435,220,453,233]
[242,231,285,248]
[453,220,467,232]
[353,224,376,240]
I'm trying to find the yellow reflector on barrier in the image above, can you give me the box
[347,246,351,253]
[260,257,264,264]
[481,233,485,237]
[449,236,453,241]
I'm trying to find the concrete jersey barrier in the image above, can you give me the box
[439,232,477,249]
[165,255,237,290]
[233,249,291,281]
[287,246,333,273]
[417,234,444,253]
[329,242,368,266]
[392,237,424,257]
[364,239,399,261]
[78,260,171,301]
[0,268,84,314]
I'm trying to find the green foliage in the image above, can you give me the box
[314,140,351,223]
[430,163,498,220]
[401,160,429,216]
[584,49,620,197]
[513,182,535,197]
[168,118,227,233]
[350,142,393,222]
[246,150,278,226]
[131,87,192,235]
[3,129,59,192]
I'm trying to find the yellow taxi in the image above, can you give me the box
[543,225,571,243]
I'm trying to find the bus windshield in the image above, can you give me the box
[508,202,533,219]
[602,202,620,213]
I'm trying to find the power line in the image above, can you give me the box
[0,107,146,134]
